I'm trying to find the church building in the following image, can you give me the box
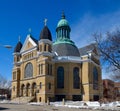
[12,13,102,102]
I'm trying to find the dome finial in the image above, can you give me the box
[44,18,47,26]
[62,11,65,19]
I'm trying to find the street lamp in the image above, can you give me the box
[0,44,12,49]
[3,45,12,49]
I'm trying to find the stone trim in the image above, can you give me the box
[38,39,52,45]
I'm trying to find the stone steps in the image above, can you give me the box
[11,96,35,103]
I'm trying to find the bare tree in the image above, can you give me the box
[93,30,120,81]
[0,74,11,89]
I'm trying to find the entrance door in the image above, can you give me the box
[55,95,65,101]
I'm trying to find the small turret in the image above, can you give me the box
[14,36,22,53]
[38,19,52,53]
[14,36,22,62]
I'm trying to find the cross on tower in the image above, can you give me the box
[28,28,32,34]
[44,18,47,26]
[18,35,21,42]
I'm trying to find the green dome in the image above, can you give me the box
[57,13,69,28]
[57,19,69,27]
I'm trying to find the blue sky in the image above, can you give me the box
[0,0,120,80]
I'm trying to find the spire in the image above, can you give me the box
[14,36,22,53]
[61,12,65,19]
[44,18,47,26]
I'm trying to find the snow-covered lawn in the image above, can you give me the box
[29,101,120,110]
[0,100,120,110]
[0,100,10,103]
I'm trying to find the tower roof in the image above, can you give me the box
[40,26,52,41]
[14,41,22,53]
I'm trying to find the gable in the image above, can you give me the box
[20,35,37,53]
[25,41,34,50]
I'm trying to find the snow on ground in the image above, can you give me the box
[50,101,120,110]
[0,100,10,103]
[101,101,120,107]
[0,100,120,110]
[29,101,120,110]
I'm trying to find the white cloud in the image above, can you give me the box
[71,10,120,48]
[70,10,120,80]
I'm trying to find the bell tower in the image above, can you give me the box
[37,19,54,102]
[12,37,22,98]
[38,19,52,53]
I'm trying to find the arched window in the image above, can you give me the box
[21,84,25,96]
[40,82,42,89]
[93,67,98,90]
[57,67,64,88]
[48,64,52,75]
[26,83,30,96]
[73,67,80,89]
[39,97,41,102]
[48,45,51,52]
[39,64,41,75]
[24,62,33,78]
[40,45,42,52]
[13,71,16,80]
[41,64,43,74]
[32,82,36,96]
[48,83,51,90]
[44,44,47,51]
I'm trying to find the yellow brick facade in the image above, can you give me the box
[12,43,102,102]
[12,15,102,102]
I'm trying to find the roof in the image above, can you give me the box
[30,35,38,44]
[20,34,38,53]
[14,41,22,53]
[53,43,80,56]
[40,26,52,41]
[79,43,97,56]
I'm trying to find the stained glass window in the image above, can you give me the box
[48,83,51,90]
[24,62,33,78]
[40,82,42,89]
[73,67,80,89]
[57,67,64,88]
